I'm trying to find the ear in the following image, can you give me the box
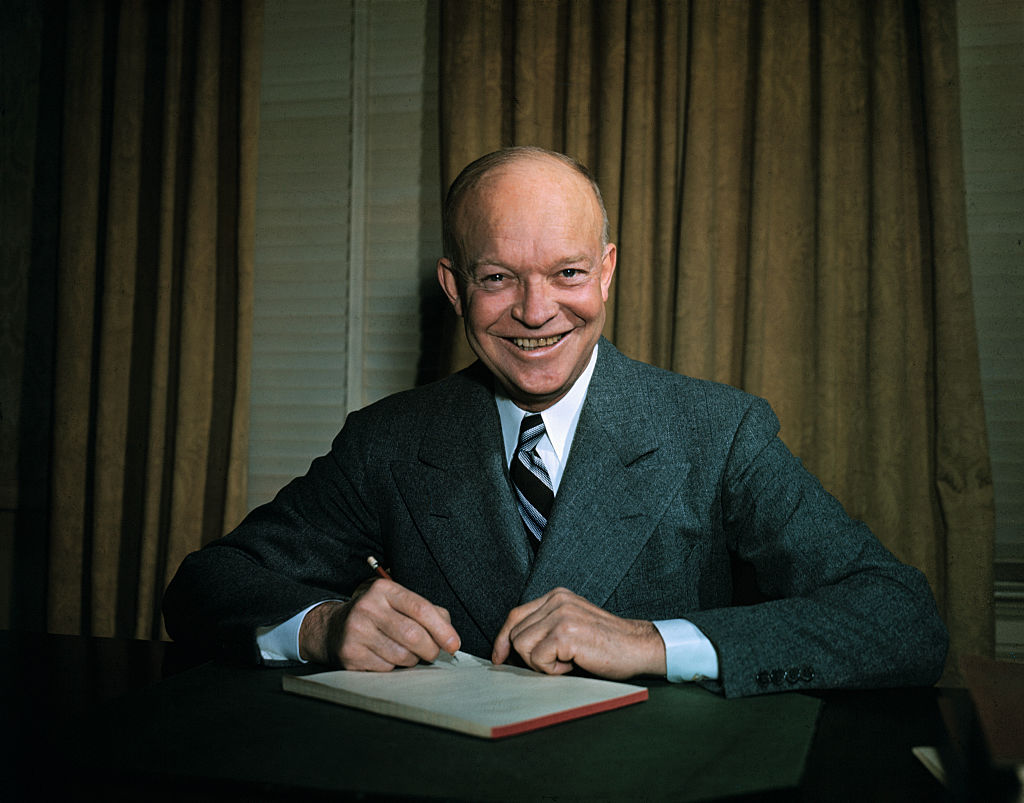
[599,243,617,301]
[437,258,464,317]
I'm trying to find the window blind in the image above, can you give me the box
[248,0,440,512]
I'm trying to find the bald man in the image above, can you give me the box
[164,147,947,697]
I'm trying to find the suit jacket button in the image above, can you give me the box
[756,671,771,687]
[785,667,801,684]
[800,666,815,682]
[770,669,785,685]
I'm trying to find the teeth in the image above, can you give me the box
[512,335,563,350]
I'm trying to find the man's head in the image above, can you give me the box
[437,147,617,412]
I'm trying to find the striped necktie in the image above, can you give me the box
[511,414,554,549]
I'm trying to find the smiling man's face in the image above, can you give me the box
[438,154,616,412]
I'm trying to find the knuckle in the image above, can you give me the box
[407,597,431,621]
[338,643,365,669]
[421,643,441,662]
[348,593,377,617]
[550,587,574,604]
[342,614,370,639]
[393,648,420,668]
[397,619,423,646]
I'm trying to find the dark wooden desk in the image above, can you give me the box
[1,631,1009,802]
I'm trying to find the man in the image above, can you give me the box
[163,146,948,697]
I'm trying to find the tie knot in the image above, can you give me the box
[517,414,546,451]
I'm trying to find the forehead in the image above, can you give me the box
[454,157,603,258]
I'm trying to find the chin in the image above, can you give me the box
[507,380,569,406]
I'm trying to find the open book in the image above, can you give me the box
[282,651,648,739]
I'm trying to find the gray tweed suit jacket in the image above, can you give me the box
[163,338,948,697]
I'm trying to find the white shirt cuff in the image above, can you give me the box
[653,618,720,682]
[255,601,333,663]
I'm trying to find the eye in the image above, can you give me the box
[474,271,513,289]
[558,267,588,281]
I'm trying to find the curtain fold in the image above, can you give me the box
[439,0,994,671]
[47,0,262,640]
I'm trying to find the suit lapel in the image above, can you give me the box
[522,341,691,606]
[390,365,531,642]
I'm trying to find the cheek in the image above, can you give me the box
[571,290,607,323]
[464,294,506,330]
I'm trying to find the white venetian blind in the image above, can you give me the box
[248,0,441,513]
[359,7,442,408]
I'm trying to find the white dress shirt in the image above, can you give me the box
[259,343,719,681]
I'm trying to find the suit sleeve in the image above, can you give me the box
[683,397,949,698]
[162,409,383,665]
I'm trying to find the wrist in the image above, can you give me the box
[639,620,668,676]
[298,600,348,665]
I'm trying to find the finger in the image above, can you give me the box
[504,589,608,674]
[492,595,548,664]
[338,580,459,667]
[494,588,578,665]
[332,594,420,670]
[374,581,461,659]
[505,608,579,675]
[338,636,417,671]
[502,587,582,649]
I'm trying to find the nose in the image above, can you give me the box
[512,279,556,328]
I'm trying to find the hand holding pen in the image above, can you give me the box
[367,555,458,663]
[297,555,461,671]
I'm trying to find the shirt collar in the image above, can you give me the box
[495,343,599,465]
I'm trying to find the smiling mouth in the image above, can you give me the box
[509,334,566,350]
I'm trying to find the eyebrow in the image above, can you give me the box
[470,255,592,272]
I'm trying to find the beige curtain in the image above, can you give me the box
[440,0,994,672]
[47,0,262,640]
